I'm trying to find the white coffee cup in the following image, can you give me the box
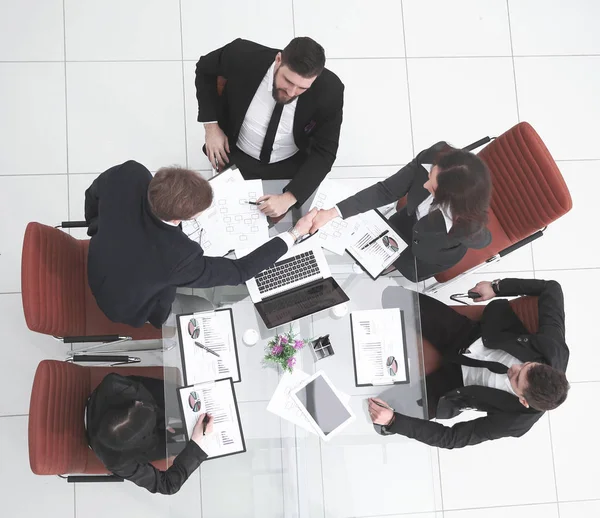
[242,328,259,346]
[331,303,348,318]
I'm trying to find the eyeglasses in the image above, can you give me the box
[382,235,399,253]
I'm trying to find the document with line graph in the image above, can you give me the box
[350,308,409,386]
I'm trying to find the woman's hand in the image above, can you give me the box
[310,207,339,233]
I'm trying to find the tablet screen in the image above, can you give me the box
[294,374,352,435]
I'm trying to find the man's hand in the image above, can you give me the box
[191,413,214,446]
[257,192,297,218]
[470,281,496,302]
[368,398,395,426]
[310,207,338,233]
[204,123,230,171]
[293,208,318,237]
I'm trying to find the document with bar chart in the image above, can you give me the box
[350,308,409,386]
[177,378,246,460]
[177,309,241,384]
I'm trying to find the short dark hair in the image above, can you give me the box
[524,364,570,411]
[432,147,492,235]
[281,37,326,78]
[96,401,158,453]
[148,167,213,221]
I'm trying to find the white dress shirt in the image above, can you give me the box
[236,62,299,163]
[461,338,523,396]
[415,164,453,232]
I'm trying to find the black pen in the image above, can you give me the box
[360,229,389,250]
[296,229,319,244]
[194,341,221,358]
[370,398,394,411]
[245,200,262,206]
[202,414,210,435]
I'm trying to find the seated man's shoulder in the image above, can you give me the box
[316,68,344,95]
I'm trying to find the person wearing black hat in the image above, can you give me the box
[86,372,211,494]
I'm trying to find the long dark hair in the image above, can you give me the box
[431,147,492,235]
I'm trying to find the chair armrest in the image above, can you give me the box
[462,136,494,152]
[66,475,123,483]
[62,335,131,344]
[58,221,88,229]
[67,355,140,364]
[497,229,544,258]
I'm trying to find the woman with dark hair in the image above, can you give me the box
[86,373,213,494]
[310,141,492,281]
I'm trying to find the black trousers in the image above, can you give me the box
[204,144,306,181]
[388,208,455,282]
[418,294,481,418]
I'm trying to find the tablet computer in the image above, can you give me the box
[291,371,355,441]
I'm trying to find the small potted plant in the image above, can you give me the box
[264,329,308,372]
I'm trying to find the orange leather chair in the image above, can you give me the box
[29,359,171,481]
[21,222,160,345]
[397,122,572,292]
[423,296,539,375]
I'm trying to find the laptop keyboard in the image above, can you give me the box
[255,251,320,294]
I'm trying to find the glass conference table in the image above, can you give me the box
[160,181,440,517]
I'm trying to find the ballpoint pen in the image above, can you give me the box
[360,229,389,250]
[245,200,262,205]
[194,341,221,358]
[369,398,394,412]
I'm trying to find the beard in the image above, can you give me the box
[272,71,297,105]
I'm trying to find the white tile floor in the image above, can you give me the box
[1,1,599,517]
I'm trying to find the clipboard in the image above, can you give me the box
[349,308,410,387]
[177,377,246,461]
[177,308,241,385]
[345,209,407,280]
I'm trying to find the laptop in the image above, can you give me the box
[245,241,349,329]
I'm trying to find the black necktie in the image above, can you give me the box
[449,354,509,374]
[260,103,284,164]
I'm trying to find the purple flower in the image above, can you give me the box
[287,357,296,368]
[294,340,304,350]
[280,335,289,344]
[271,344,283,355]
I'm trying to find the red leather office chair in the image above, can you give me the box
[423,296,539,375]
[29,359,171,481]
[21,222,161,346]
[396,122,572,292]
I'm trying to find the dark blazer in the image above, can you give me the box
[386,278,569,448]
[195,38,345,206]
[87,373,207,494]
[85,160,288,328]
[336,142,491,270]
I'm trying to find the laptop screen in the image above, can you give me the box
[255,277,349,329]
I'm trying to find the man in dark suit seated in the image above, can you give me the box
[195,37,344,218]
[86,373,210,494]
[368,278,570,448]
[85,160,316,328]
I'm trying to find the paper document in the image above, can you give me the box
[178,378,245,459]
[346,211,407,279]
[177,310,240,384]
[182,168,269,256]
[267,369,351,434]
[309,180,362,255]
[350,308,409,386]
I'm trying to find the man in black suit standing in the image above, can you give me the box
[195,37,344,217]
[368,278,570,448]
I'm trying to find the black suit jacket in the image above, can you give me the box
[195,38,345,206]
[85,160,288,328]
[87,373,207,494]
[337,142,492,268]
[387,278,569,448]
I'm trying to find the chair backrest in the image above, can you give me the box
[22,222,87,336]
[435,122,572,282]
[423,296,539,375]
[29,360,166,476]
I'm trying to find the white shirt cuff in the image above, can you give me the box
[277,232,295,250]
[334,205,343,218]
[203,121,218,124]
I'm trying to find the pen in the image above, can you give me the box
[245,200,262,205]
[214,155,219,173]
[295,229,319,244]
[370,398,394,412]
[202,414,210,435]
[360,229,389,250]
[194,341,221,358]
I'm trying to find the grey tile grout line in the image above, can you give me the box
[177,0,189,169]
[546,416,562,514]
[400,0,415,157]
[62,0,71,221]
[505,0,521,123]
[2,54,600,64]
[291,0,296,36]
[73,480,77,518]
[0,414,28,418]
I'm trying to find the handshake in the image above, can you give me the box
[291,207,340,238]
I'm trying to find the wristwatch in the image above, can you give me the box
[288,227,302,243]
[491,279,501,295]
[380,414,396,435]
